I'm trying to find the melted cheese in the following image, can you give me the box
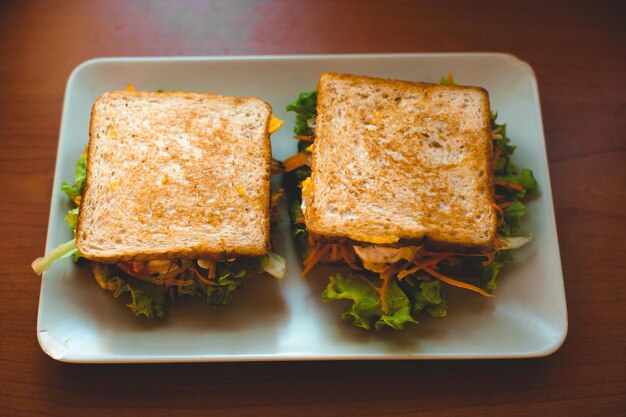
[268,115,284,134]
[348,234,400,244]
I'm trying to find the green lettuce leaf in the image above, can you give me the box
[61,148,87,202]
[401,273,448,317]
[459,250,514,292]
[61,147,88,262]
[65,207,79,231]
[322,273,417,331]
[288,199,312,260]
[439,75,458,86]
[492,116,539,237]
[103,266,167,319]
[496,168,539,199]
[502,199,526,234]
[480,250,513,291]
[286,90,317,136]
[190,257,266,307]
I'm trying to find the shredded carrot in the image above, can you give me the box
[495,180,524,192]
[308,233,316,246]
[447,73,454,84]
[340,246,362,270]
[492,147,501,170]
[303,242,322,265]
[208,261,216,279]
[423,266,495,298]
[397,256,447,280]
[394,261,413,276]
[498,201,512,209]
[331,244,339,261]
[191,265,217,286]
[283,152,310,172]
[378,269,391,313]
[377,262,410,312]
[302,244,331,276]
[494,194,506,200]
[421,251,496,267]
[295,217,305,223]
[293,135,315,143]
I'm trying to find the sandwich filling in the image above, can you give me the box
[284,74,538,331]
[32,87,287,318]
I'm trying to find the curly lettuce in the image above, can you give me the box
[285,90,317,136]
[491,117,539,236]
[98,264,167,319]
[322,273,418,331]
[61,147,87,207]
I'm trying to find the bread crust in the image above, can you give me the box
[76,91,272,262]
[305,73,496,253]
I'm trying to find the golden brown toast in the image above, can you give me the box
[76,91,272,262]
[303,73,497,252]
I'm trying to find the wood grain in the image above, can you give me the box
[1,1,624,416]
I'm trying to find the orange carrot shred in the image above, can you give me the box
[302,245,330,276]
[295,217,305,223]
[398,256,447,280]
[340,246,362,270]
[208,261,216,279]
[495,180,524,192]
[191,265,217,286]
[377,262,411,312]
[283,152,310,172]
[379,270,391,313]
[492,147,501,170]
[498,201,512,209]
[423,266,495,298]
[331,244,338,261]
[303,243,322,266]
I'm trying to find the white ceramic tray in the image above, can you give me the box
[37,53,567,362]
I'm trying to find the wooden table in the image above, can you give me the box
[1,1,624,415]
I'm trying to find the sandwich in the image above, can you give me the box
[284,73,538,331]
[33,87,287,318]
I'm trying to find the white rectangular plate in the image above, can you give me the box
[37,53,567,362]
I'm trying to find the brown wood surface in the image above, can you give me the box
[1,0,625,416]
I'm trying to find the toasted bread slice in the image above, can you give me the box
[304,73,496,252]
[76,91,272,263]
